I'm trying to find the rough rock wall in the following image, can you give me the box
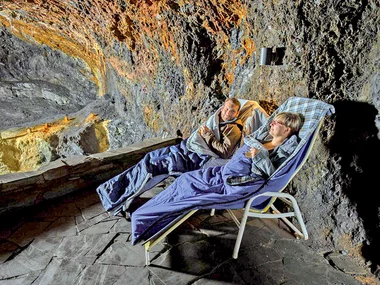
[0,0,380,276]
[244,0,380,275]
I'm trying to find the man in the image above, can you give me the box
[199,98,242,159]
[97,98,244,215]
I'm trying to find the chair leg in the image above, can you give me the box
[145,250,150,266]
[227,209,241,227]
[289,200,308,240]
[271,202,308,240]
[232,212,249,259]
[145,244,150,266]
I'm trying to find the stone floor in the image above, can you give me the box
[0,184,378,285]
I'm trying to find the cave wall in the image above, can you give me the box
[0,0,380,275]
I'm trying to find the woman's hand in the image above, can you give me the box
[244,147,260,158]
[249,147,260,157]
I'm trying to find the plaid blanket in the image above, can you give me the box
[245,97,335,178]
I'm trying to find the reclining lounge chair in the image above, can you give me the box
[139,97,335,265]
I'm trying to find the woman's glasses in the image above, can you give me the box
[271,120,286,127]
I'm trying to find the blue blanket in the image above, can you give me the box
[97,99,268,213]
[131,141,309,245]
[131,97,335,245]
[97,139,209,212]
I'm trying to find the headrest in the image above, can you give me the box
[264,97,335,142]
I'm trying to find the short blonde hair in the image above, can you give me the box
[274,112,302,135]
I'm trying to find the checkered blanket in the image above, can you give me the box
[244,97,335,177]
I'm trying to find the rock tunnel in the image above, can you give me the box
[1,0,380,278]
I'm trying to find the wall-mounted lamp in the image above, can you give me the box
[260,47,286,66]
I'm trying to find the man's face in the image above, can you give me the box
[220,101,240,122]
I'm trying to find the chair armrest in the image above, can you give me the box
[244,191,297,209]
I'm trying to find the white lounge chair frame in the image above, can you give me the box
[227,118,324,259]
[144,210,198,265]
[225,191,308,259]
[143,117,324,265]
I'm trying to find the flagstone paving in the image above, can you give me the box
[0,185,377,285]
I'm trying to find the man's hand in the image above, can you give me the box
[199,125,213,138]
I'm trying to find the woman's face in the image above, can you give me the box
[269,118,289,137]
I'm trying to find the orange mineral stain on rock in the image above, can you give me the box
[0,114,110,174]
[0,116,73,174]
[143,105,160,132]
[94,121,110,153]
[85,113,99,124]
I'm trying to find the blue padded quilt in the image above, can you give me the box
[131,97,335,245]
[96,139,209,212]
[97,99,268,213]
[131,141,309,245]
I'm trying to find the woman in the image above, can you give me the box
[225,111,302,184]
[131,112,303,245]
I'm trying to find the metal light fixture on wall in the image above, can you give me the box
[260,47,286,66]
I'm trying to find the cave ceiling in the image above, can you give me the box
[0,0,253,96]
[0,0,258,172]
